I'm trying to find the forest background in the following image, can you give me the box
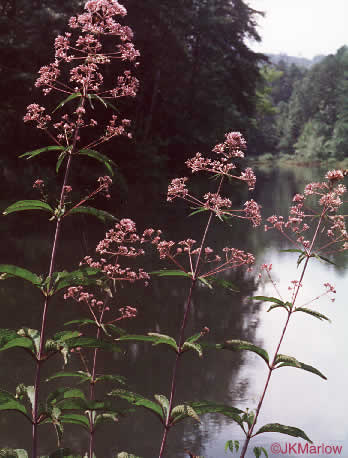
[1,0,348,198]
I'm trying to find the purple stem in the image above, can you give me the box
[158,177,224,458]
[32,99,85,458]
[239,208,327,458]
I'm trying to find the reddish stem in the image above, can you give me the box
[240,208,327,458]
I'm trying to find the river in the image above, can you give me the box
[0,162,346,457]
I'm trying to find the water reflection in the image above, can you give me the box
[0,164,346,457]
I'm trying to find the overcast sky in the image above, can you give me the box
[246,0,348,59]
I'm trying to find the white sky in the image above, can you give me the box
[246,0,348,59]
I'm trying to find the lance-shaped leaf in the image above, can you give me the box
[170,404,201,425]
[220,340,270,366]
[225,440,240,453]
[280,249,303,254]
[47,387,86,407]
[17,328,40,356]
[95,411,122,430]
[67,206,117,223]
[117,333,179,353]
[274,354,327,379]
[88,94,120,112]
[56,151,67,174]
[182,341,203,358]
[294,308,331,322]
[15,384,35,411]
[251,296,285,306]
[0,390,29,419]
[180,401,244,427]
[201,276,239,292]
[53,267,101,293]
[116,453,142,458]
[46,371,91,384]
[154,394,169,419]
[0,328,36,356]
[95,374,126,385]
[0,449,28,458]
[77,149,116,175]
[0,265,41,286]
[253,447,268,458]
[109,389,164,423]
[65,336,121,353]
[151,269,191,278]
[20,145,66,160]
[59,413,90,430]
[3,200,53,216]
[188,207,209,217]
[312,253,336,266]
[254,423,312,443]
[53,92,82,112]
[64,318,96,328]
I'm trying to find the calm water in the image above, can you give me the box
[0,163,346,457]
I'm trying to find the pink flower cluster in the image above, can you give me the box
[265,171,348,254]
[24,0,139,151]
[81,218,151,284]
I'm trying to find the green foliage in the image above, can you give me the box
[254,423,312,443]
[19,145,66,160]
[3,200,54,216]
[219,340,270,366]
[294,308,331,322]
[274,355,327,379]
[224,440,239,453]
[77,149,116,176]
[117,333,179,353]
[253,447,268,458]
[66,206,117,223]
[0,450,28,458]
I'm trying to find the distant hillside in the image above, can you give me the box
[267,53,326,68]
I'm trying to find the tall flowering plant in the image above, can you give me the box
[222,170,348,458]
[0,1,140,456]
[109,132,262,457]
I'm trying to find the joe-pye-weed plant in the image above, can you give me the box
[0,0,347,457]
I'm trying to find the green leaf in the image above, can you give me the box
[0,449,28,458]
[53,267,101,293]
[19,145,65,160]
[312,253,336,266]
[46,387,86,408]
[170,404,201,424]
[116,453,141,458]
[0,329,36,355]
[182,401,243,427]
[297,252,307,268]
[254,423,312,443]
[53,93,82,112]
[274,354,327,380]
[0,265,41,287]
[95,374,126,385]
[154,394,169,419]
[109,389,164,423]
[202,277,239,292]
[77,149,116,175]
[65,337,121,353]
[221,340,269,366]
[150,269,191,278]
[188,207,209,217]
[56,151,67,174]
[101,323,126,336]
[15,384,35,410]
[251,296,285,306]
[95,411,122,429]
[117,334,179,353]
[280,249,303,253]
[294,307,331,322]
[224,440,239,453]
[17,328,40,355]
[67,206,117,223]
[46,371,91,383]
[64,319,96,328]
[253,447,268,458]
[59,413,90,430]
[0,390,28,418]
[3,200,53,216]
[181,341,203,357]
[185,333,203,344]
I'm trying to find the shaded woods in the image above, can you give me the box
[0,0,265,191]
